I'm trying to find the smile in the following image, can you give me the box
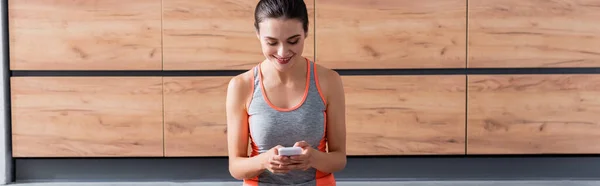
[274,55,293,64]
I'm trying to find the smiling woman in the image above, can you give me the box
[253,0,309,71]
[225,0,347,185]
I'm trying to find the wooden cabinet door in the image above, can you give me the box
[468,75,600,154]
[9,0,162,70]
[316,0,466,69]
[469,0,600,67]
[343,75,466,155]
[11,77,164,157]
[163,77,230,156]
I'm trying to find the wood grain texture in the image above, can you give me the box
[11,77,164,157]
[316,0,466,69]
[468,75,600,154]
[8,0,162,70]
[163,77,230,156]
[343,75,466,155]
[163,0,315,70]
[469,0,600,67]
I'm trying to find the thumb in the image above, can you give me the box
[273,145,284,155]
[293,141,309,148]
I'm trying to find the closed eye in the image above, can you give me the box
[265,34,301,46]
[288,39,299,45]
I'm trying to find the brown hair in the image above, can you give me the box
[254,0,309,34]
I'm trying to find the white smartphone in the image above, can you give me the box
[278,147,303,156]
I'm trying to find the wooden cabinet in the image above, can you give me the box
[469,0,600,67]
[11,77,164,157]
[163,0,315,70]
[344,75,466,155]
[8,0,162,70]
[9,0,600,157]
[316,0,466,69]
[467,75,600,154]
[163,77,230,156]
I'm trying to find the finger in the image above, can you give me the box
[272,155,290,161]
[269,164,291,171]
[271,161,302,168]
[293,141,309,148]
[288,163,309,170]
[272,156,294,165]
[285,163,299,170]
[289,159,305,164]
[273,145,284,155]
[270,160,288,166]
[271,159,296,166]
[289,156,304,163]
[289,154,308,161]
[296,163,310,170]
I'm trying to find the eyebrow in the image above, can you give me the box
[266,34,301,40]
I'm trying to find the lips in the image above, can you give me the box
[275,55,293,64]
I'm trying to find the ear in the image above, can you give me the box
[255,29,260,40]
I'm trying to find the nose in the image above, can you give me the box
[277,44,289,57]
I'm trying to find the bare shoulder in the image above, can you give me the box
[228,68,254,89]
[226,68,256,109]
[314,63,344,102]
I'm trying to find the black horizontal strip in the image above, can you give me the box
[467,67,600,75]
[15,155,600,182]
[338,67,600,75]
[10,70,246,77]
[10,67,600,77]
[13,153,600,159]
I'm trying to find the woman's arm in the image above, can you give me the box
[310,69,347,173]
[226,74,267,180]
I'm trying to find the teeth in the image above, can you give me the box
[275,56,292,62]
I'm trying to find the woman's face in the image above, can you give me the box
[257,18,307,72]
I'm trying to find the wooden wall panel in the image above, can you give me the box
[315,0,466,69]
[163,0,315,70]
[8,0,162,70]
[163,77,229,156]
[469,0,600,68]
[11,77,164,157]
[467,75,600,154]
[344,76,466,155]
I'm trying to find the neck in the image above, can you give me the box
[263,57,306,84]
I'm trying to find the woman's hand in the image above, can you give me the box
[289,141,314,171]
[263,145,294,174]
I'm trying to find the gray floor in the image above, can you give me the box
[7,181,600,186]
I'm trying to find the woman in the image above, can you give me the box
[225,0,347,185]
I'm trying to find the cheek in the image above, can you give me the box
[261,45,278,56]
[288,40,304,53]
[290,40,306,53]
[259,41,274,53]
